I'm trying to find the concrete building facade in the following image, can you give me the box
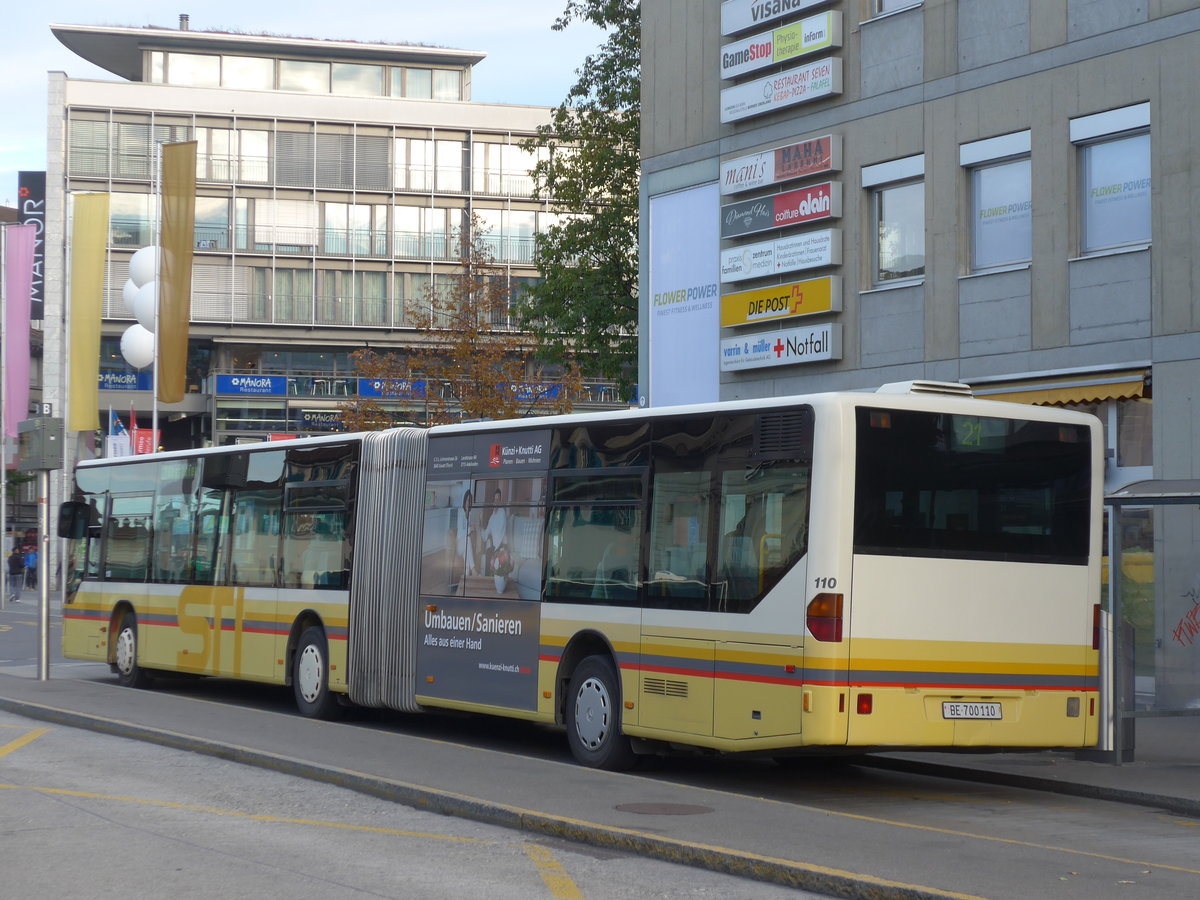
[637,0,1200,493]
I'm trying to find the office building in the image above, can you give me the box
[47,18,599,447]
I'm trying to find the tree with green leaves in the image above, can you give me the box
[339,215,584,430]
[518,0,640,397]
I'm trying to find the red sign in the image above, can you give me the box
[772,182,840,228]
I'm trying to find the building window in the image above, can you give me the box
[332,63,384,97]
[164,52,221,87]
[435,140,465,192]
[969,159,1031,270]
[1080,132,1151,253]
[222,56,274,91]
[279,59,331,94]
[404,68,433,99]
[863,154,925,286]
[394,138,433,191]
[874,0,921,14]
[874,182,924,283]
[433,70,462,101]
[1071,104,1151,254]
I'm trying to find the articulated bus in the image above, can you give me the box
[59,382,1102,768]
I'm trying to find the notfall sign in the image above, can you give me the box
[720,322,842,371]
[720,275,841,327]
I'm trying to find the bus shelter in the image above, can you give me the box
[1102,480,1200,762]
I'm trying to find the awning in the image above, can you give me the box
[971,368,1149,406]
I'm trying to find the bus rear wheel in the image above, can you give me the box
[113,613,151,689]
[565,655,636,770]
[293,626,342,720]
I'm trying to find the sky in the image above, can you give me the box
[0,1,605,206]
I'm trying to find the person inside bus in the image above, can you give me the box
[482,487,508,577]
[592,525,639,602]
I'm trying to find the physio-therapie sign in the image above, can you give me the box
[720,275,841,327]
[721,56,841,123]
[720,134,841,196]
[721,11,841,80]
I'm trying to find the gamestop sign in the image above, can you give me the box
[721,11,841,80]
[720,323,842,371]
[721,57,842,123]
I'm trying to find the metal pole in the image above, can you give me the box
[152,142,161,451]
[1,223,9,612]
[37,469,50,680]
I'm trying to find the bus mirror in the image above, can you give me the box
[57,501,89,540]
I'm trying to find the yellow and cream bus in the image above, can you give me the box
[59,382,1102,768]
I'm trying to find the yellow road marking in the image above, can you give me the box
[820,806,1200,876]
[0,728,49,759]
[524,844,585,899]
[0,782,487,843]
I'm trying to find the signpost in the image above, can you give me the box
[17,416,63,681]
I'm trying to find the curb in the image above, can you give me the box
[0,693,984,900]
[856,755,1200,819]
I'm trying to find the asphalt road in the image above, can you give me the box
[3,598,1199,898]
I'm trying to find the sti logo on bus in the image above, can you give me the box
[489,444,503,467]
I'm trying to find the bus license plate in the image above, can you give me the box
[942,701,1002,720]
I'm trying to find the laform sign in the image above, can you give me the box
[720,11,841,80]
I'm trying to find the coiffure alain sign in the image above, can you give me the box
[720,181,841,239]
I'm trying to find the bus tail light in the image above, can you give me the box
[807,593,844,642]
[1092,603,1101,650]
[857,693,873,715]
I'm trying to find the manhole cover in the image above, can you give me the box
[614,802,714,816]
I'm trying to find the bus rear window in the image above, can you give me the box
[854,408,1091,564]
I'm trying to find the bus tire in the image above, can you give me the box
[113,613,151,689]
[565,655,636,770]
[293,626,342,720]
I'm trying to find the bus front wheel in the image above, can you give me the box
[565,655,636,770]
[293,626,342,720]
[113,613,151,689]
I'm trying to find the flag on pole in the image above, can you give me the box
[67,193,110,432]
[3,223,36,438]
[105,406,131,457]
[159,141,197,404]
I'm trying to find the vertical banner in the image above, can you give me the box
[159,141,197,404]
[648,183,721,407]
[4,224,36,438]
[17,171,46,320]
[68,193,110,433]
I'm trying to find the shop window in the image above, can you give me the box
[1071,104,1151,254]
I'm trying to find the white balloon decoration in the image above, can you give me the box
[122,278,140,314]
[120,324,155,369]
[128,245,160,287]
[132,282,158,331]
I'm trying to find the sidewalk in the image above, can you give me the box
[0,667,1197,898]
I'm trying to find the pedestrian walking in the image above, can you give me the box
[7,551,23,603]
[23,546,38,590]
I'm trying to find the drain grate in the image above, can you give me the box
[614,802,714,816]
